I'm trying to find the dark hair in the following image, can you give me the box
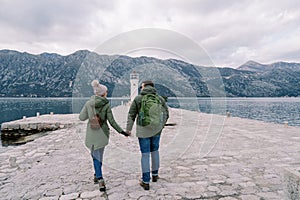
[142,80,154,87]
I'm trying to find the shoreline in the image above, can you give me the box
[1,97,300,131]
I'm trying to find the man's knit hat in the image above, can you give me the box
[91,80,107,96]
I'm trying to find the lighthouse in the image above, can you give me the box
[130,71,139,101]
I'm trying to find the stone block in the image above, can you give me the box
[37,123,45,130]
[62,185,78,195]
[219,197,239,200]
[59,193,79,200]
[1,123,8,129]
[125,179,137,186]
[9,156,17,168]
[50,124,59,130]
[7,123,20,130]
[20,123,29,130]
[39,196,59,200]
[80,190,101,199]
[240,195,260,200]
[44,188,62,197]
[284,166,300,200]
[29,123,38,129]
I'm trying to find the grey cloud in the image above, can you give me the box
[0,0,300,67]
[0,0,114,40]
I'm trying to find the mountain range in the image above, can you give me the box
[1,49,299,97]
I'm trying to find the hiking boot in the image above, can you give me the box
[93,174,98,184]
[98,178,106,192]
[152,175,159,182]
[139,180,150,190]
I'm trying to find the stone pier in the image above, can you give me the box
[1,114,79,139]
[0,105,300,200]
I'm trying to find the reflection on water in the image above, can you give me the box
[168,97,300,126]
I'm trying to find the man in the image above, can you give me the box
[126,80,169,190]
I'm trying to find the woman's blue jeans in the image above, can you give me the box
[138,134,161,183]
[92,147,105,179]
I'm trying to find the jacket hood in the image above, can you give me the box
[90,95,109,108]
[141,86,157,95]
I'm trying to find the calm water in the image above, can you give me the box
[1,97,300,147]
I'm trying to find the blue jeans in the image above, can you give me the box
[138,134,161,183]
[92,147,105,179]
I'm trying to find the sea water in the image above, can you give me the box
[1,97,299,147]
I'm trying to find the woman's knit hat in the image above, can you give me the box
[91,80,107,96]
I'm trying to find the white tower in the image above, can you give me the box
[130,71,139,101]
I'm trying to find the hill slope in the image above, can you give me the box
[0,50,299,97]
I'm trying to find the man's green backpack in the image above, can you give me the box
[139,94,164,130]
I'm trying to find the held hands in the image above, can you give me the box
[121,130,131,137]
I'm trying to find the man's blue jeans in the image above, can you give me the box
[92,147,105,179]
[138,134,161,183]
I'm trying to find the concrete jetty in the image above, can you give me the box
[1,114,79,139]
[0,105,299,200]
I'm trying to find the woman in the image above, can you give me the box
[79,80,128,192]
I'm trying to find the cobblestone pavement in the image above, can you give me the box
[0,105,299,200]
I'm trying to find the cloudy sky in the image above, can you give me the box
[0,0,299,67]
